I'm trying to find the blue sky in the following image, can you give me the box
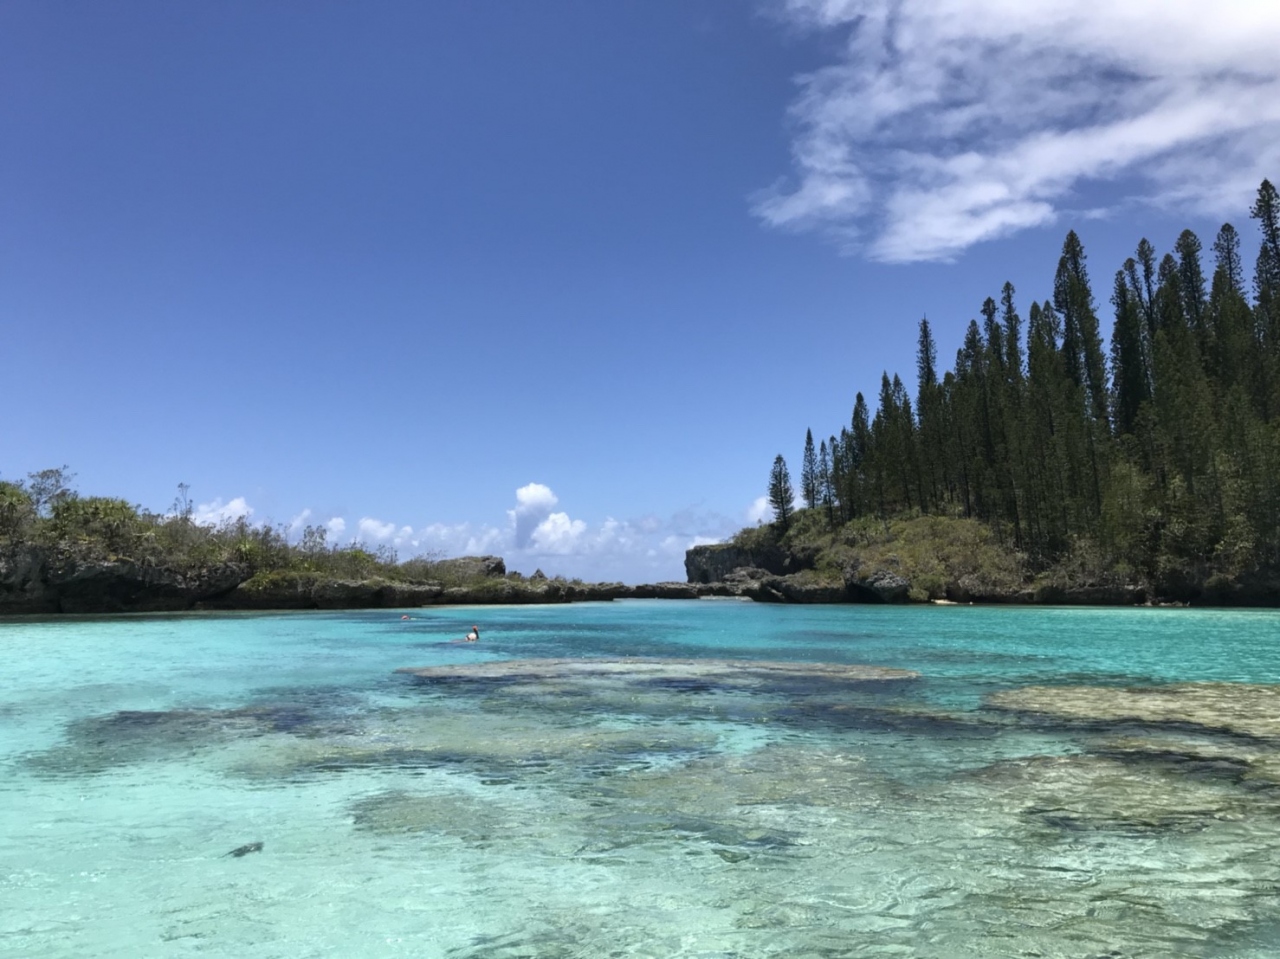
[3,1,1278,582]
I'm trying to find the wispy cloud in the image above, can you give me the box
[287,508,312,535]
[757,0,1280,262]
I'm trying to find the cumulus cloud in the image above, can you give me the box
[509,482,560,548]
[417,521,507,556]
[192,496,253,526]
[357,517,397,542]
[499,486,738,581]
[746,496,771,524]
[757,0,1280,261]
[529,512,588,554]
[355,517,419,549]
[289,483,737,583]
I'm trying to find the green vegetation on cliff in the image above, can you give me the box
[760,180,1280,600]
[731,511,1024,602]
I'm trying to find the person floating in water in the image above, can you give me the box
[465,625,480,642]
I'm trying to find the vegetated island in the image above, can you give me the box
[0,470,708,615]
[690,179,1280,609]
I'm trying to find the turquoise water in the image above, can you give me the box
[3,601,1280,958]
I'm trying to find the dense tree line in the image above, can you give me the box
[0,467,439,582]
[772,180,1280,590]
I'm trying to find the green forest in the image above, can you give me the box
[0,470,452,586]
[765,179,1280,597]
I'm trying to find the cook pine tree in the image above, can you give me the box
[768,455,794,531]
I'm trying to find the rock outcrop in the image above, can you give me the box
[682,541,1182,607]
[845,567,911,603]
[0,549,707,615]
[0,549,251,614]
[431,555,507,580]
[682,543,921,605]
[205,575,445,611]
[684,543,817,584]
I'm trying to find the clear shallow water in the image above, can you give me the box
[3,601,1280,958]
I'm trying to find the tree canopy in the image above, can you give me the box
[779,180,1280,591]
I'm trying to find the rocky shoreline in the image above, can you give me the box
[683,543,1280,607]
[0,549,733,616]
[4,539,1277,616]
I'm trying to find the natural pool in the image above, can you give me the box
[3,601,1280,958]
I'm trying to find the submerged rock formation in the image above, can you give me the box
[986,682,1280,741]
[397,656,919,689]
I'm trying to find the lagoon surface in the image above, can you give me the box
[3,601,1280,958]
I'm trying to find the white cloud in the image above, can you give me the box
[299,484,741,583]
[287,508,312,535]
[358,517,397,542]
[529,512,588,554]
[192,496,254,526]
[499,486,738,581]
[515,482,558,511]
[510,482,559,548]
[758,0,1280,261]
[417,521,508,556]
[746,496,771,524]
[355,517,421,550]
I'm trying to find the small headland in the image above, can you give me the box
[0,473,725,616]
[684,511,1280,607]
[0,549,718,616]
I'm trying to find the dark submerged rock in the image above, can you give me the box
[986,682,1280,742]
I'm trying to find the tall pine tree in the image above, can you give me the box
[768,455,794,531]
[800,429,819,510]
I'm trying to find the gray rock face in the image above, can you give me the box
[684,543,816,584]
[431,555,506,580]
[845,568,911,603]
[205,577,445,611]
[0,549,251,614]
[628,582,703,600]
[0,547,51,613]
